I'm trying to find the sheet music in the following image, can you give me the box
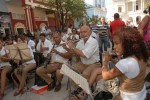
[60,64,91,94]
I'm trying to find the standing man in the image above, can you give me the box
[110,13,125,40]
[98,17,110,53]
[67,25,100,80]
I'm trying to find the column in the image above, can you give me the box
[132,1,136,12]
[24,6,33,32]
[30,6,36,31]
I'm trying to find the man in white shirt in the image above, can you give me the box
[36,33,53,58]
[24,34,36,52]
[67,25,101,80]
[36,32,72,92]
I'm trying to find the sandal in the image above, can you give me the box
[14,88,25,96]
[70,88,88,100]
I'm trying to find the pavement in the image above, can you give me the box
[2,66,150,100]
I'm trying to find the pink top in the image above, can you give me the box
[144,24,150,41]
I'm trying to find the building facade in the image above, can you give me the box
[85,0,107,18]
[0,0,12,37]
[112,0,149,27]
[0,0,59,36]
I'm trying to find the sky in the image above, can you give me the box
[85,0,112,6]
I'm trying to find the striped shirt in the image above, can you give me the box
[91,24,109,38]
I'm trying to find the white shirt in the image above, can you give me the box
[67,28,72,34]
[116,57,147,100]
[51,41,69,64]
[62,34,69,42]
[0,47,11,68]
[26,39,35,52]
[70,34,79,40]
[76,35,100,64]
[36,39,53,57]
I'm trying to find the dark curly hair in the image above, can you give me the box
[114,27,148,62]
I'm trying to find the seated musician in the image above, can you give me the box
[70,28,80,41]
[36,33,53,58]
[13,35,36,96]
[67,25,101,85]
[0,38,12,100]
[36,32,72,92]
[24,34,36,52]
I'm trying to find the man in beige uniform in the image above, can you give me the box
[67,25,101,80]
[36,32,72,92]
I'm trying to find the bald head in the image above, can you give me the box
[80,25,92,39]
[53,32,61,45]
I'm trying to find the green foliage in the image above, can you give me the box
[47,0,86,20]
[145,1,150,9]
[85,15,99,24]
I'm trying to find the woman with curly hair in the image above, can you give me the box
[102,27,149,100]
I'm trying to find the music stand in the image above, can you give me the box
[5,43,32,63]
[60,64,94,100]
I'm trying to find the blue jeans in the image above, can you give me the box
[99,37,110,53]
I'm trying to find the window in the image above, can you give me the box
[127,2,132,11]
[4,28,11,37]
[136,1,139,10]
[136,0,141,11]
[118,7,122,12]
[15,28,25,34]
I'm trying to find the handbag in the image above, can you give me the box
[94,91,113,100]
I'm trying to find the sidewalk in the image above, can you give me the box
[2,67,150,100]
[3,76,69,100]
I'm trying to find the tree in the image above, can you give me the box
[46,0,86,30]
[145,0,150,9]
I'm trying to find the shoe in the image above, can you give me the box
[48,81,56,91]
[54,83,61,92]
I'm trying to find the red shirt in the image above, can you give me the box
[110,18,125,39]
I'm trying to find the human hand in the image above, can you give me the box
[51,48,59,54]
[103,51,111,64]
[67,40,74,49]
[62,43,68,49]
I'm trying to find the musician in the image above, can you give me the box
[13,36,36,96]
[0,38,12,100]
[24,34,36,52]
[70,28,80,41]
[36,32,72,92]
[36,33,53,58]
[67,25,101,80]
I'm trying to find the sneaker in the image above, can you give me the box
[48,81,56,91]
[54,83,61,92]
